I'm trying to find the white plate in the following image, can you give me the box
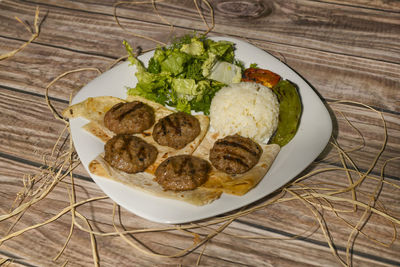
[70,37,332,224]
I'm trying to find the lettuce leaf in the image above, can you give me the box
[208,61,242,84]
[180,38,205,56]
[147,57,161,74]
[160,50,190,76]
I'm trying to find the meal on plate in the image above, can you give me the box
[62,35,302,205]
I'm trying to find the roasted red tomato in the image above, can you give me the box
[241,68,281,88]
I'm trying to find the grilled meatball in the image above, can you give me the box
[209,134,262,174]
[104,101,155,134]
[152,112,201,149]
[155,155,211,191]
[104,134,158,173]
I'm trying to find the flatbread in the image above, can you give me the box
[193,131,280,196]
[62,95,210,173]
[62,95,174,142]
[89,155,221,206]
[62,96,123,140]
[64,96,280,205]
[63,96,220,205]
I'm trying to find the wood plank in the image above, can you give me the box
[8,0,399,63]
[0,38,106,101]
[0,0,191,57]
[0,88,398,265]
[0,2,399,111]
[1,157,399,266]
[315,0,400,12]
[0,87,69,160]
[0,33,398,113]
[0,87,90,178]
[324,104,400,176]
[0,163,396,266]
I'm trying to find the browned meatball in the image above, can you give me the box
[155,155,210,191]
[104,134,158,173]
[152,112,201,149]
[104,101,155,134]
[209,134,263,174]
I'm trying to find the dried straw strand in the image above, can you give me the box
[113,0,167,46]
[151,0,174,36]
[332,137,358,212]
[0,258,12,265]
[0,196,107,245]
[285,188,348,267]
[0,6,41,61]
[304,193,399,225]
[110,202,237,258]
[328,101,388,195]
[0,157,79,223]
[53,209,74,261]
[196,240,207,266]
[351,191,397,247]
[75,211,100,266]
[193,0,214,34]
[53,178,76,261]
[45,68,102,122]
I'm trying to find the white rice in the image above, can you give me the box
[210,82,279,143]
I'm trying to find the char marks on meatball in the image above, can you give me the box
[155,155,211,191]
[104,101,155,134]
[152,112,201,149]
[104,134,158,173]
[209,134,263,174]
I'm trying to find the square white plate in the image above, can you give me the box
[69,37,332,224]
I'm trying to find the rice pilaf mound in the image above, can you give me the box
[209,82,279,143]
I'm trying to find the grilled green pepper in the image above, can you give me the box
[270,80,302,146]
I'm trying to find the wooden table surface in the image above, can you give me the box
[1,0,399,266]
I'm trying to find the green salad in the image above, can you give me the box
[124,35,303,147]
[124,35,244,114]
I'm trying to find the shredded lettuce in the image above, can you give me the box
[208,61,242,85]
[201,52,217,77]
[124,35,240,114]
[180,38,205,56]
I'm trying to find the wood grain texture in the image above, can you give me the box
[1,158,399,266]
[1,1,399,110]
[0,0,399,266]
[15,0,399,62]
[316,0,400,12]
